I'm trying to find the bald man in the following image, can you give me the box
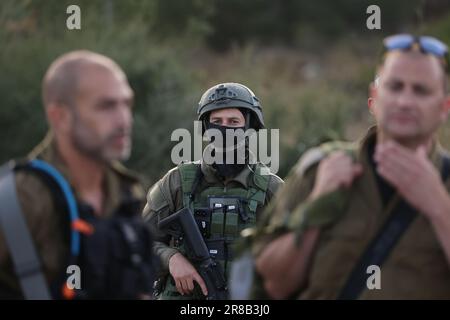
[0,51,153,299]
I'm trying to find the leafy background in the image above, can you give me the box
[1,0,450,186]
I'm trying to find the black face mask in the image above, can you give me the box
[204,122,248,178]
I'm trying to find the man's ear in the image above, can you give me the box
[367,97,374,114]
[45,103,72,133]
[368,82,378,115]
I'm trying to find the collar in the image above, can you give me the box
[354,125,447,215]
[200,160,254,188]
[357,125,443,166]
[199,143,256,188]
[200,145,256,188]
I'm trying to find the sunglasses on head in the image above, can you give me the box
[382,34,449,72]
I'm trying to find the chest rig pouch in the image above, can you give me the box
[178,162,270,276]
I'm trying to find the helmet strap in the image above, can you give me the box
[245,111,251,131]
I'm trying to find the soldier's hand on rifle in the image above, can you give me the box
[310,151,362,201]
[169,252,208,296]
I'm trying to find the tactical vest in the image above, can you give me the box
[0,159,157,300]
[161,162,270,299]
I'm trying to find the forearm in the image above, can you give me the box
[153,241,180,271]
[256,228,320,299]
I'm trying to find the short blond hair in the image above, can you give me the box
[378,49,448,93]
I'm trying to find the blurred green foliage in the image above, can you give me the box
[1,0,450,184]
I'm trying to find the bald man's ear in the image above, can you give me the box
[368,82,377,115]
[45,103,72,134]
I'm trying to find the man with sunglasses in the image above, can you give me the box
[249,34,450,299]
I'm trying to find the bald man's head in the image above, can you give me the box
[43,51,134,162]
[42,50,127,108]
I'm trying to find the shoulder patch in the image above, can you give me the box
[147,182,170,213]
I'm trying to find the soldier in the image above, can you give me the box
[0,50,156,299]
[143,82,283,299]
[253,34,450,299]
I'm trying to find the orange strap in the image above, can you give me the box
[72,219,94,235]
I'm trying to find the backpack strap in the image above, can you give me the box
[178,162,202,209]
[27,159,81,257]
[0,161,51,299]
[0,159,83,299]
[338,154,450,300]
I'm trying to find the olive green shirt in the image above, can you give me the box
[259,126,450,299]
[0,132,145,299]
[143,160,284,271]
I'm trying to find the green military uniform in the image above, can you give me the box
[143,159,283,299]
[0,132,145,299]
[147,82,283,299]
[255,126,450,299]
